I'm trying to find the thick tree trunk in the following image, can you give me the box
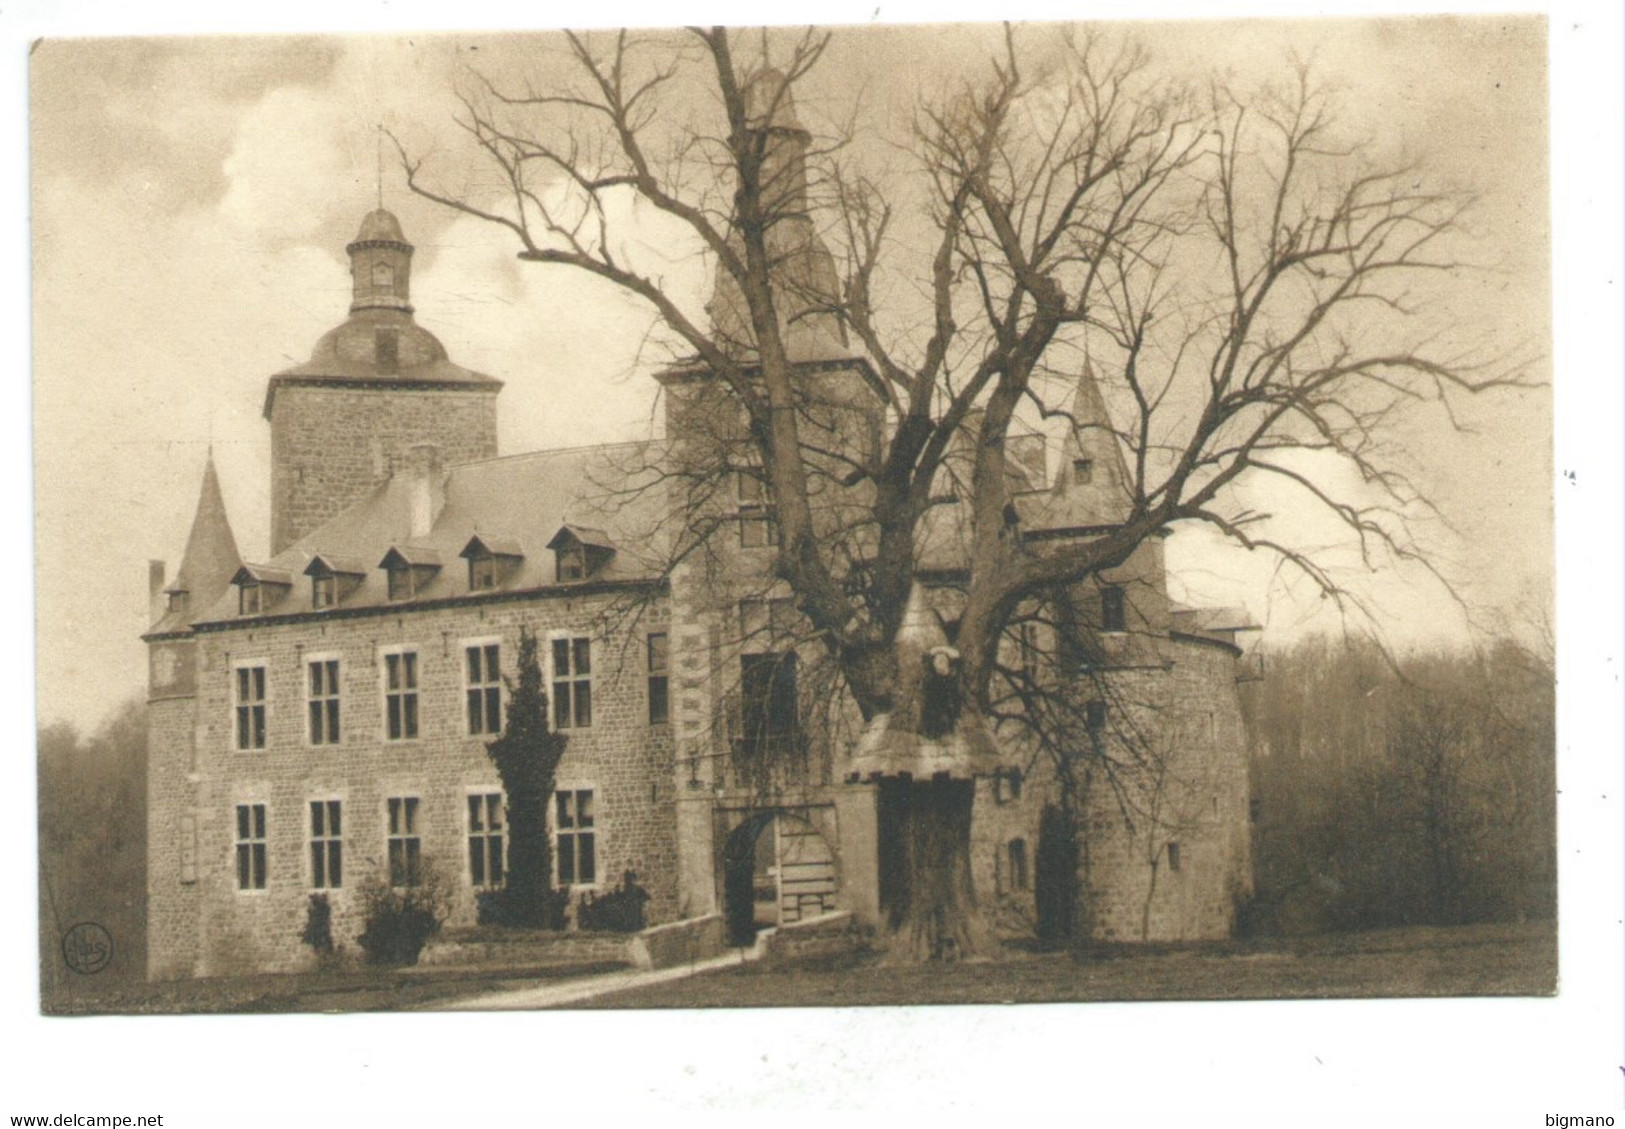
[876,776,993,962]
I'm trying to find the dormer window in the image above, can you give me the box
[460,535,524,593]
[230,565,293,617]
[1072,458,1094,484]
[379,547,442,602]
[546,526,615,584]
[166,589,189,615]
[375,328,399,375]
[305,554,367,610]
[387,566,414,601]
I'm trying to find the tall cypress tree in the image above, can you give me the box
[485,627,569,927]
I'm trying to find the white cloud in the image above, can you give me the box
[220,86,352,244]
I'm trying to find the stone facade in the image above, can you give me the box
[149,593,678,977]
[145,203,1256,980]
[268,384,498,554]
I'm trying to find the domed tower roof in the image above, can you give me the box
[350,207,408,247]
[264,206,501,417]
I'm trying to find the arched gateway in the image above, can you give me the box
[720,811,838,945]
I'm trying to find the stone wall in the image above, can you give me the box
[268,384,499,554]
[971,633,1253,945]
[151,590,676,977]
[146,685,201,980]
[1075,637,1253,943]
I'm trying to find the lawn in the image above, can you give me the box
[570,920,1557,1010]
[40,920,1555,1015]
[40,959,629,1016]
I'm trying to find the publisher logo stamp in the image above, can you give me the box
[62,921,112,975]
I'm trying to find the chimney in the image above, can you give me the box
[402,443,445,540]
[1007,433,1048,490]
[149,559,167,621]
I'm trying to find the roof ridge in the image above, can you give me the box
[450,437,658,468]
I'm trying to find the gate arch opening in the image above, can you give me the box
[721,811,837,946]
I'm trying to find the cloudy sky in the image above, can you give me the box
[11,0,1624,1117]
[31,16,1553,732]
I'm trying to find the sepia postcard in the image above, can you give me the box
[17,2,1614,1120]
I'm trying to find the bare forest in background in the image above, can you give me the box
[38,700,148,1001]
[1240,636,1556,936]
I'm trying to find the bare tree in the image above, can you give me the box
[1241,637,1555,932]
[398,25,1520,958]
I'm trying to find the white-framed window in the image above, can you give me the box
[312,574,337,609]
[382,649,420,741]
[1101,585,1126,633]
[235,802,267,891]
[551,636,592,729]
[1008,838,1029,891]
[736,469,779,548]
[647,632,669,726]
[239,583,264,616]
[467,791,505,889]
[309,799,343,889]
[387,796,422,887]
[307,656,341,745]
[555,787,597,886]
[234,662,267,751]
[555,543,587,582]
[469,554,499,591]
[386,566,416,601]
[465,641,502,737]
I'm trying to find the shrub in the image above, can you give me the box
[578,871,651,933]
[485,628,570,930]
[476,886,571,930]
[356,858,451,966]
[300,893,335,955]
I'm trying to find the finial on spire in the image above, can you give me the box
[376,124,384,211]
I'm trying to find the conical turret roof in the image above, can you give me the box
[149,451,242,632]
[1017,359,1135,532]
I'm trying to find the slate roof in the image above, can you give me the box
[263,309,501,417]
[147,453,242,636]
[351,208,408,246]
[187,441,670,626]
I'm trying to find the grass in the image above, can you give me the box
[570,920,1557,1010]
[39,920,1555,1015]
[40,959,629,1016]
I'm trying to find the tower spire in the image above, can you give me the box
[160,449,243,623]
